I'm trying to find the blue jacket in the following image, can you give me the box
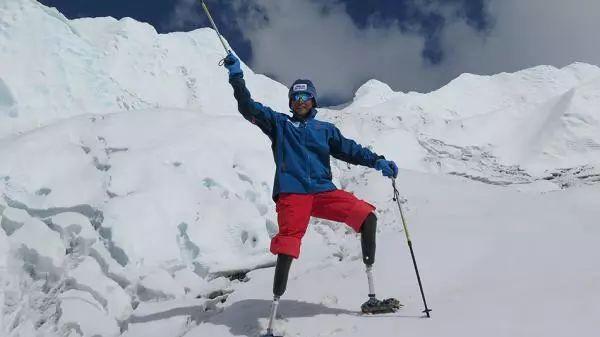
[229,74,384,201]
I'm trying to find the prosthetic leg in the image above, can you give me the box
[263,214,400,337]
[360,213,402,314]
[264,254,293,337]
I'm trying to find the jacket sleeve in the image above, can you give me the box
[229,73,277,139]
[329,126,385,168]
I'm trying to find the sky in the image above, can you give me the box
[39,0,600,106]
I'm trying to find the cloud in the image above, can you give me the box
[163,0,205,31]
[168,0,600,105]
[230,0,459,103]
[441,0,600,76]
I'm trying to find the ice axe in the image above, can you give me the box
[199,0,231,65]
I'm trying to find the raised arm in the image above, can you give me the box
[224,52,277,138]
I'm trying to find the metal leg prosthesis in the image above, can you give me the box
[264,296,282,337]
[263,254,293,337]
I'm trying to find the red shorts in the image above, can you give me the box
[270,189,376,259]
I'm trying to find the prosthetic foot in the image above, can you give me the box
[360,265,403,314]
[361,296,402,314]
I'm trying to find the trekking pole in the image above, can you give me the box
[199,0,231,64]
[392,178,432,318]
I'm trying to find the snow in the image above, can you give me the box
[172,267,209,295]
[1,1,599,336]
[68,256,133,321]
[188,172,600,337]
[136,269,185,300]
[0,213,8,270]
[122,316,190,337]
[1,206,29,235]
[58,289,120,337]
[5,207,65,268]
[50,212,97,244]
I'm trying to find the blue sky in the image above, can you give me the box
[39,0,600,106]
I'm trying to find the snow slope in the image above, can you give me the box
[0,0,288,136]
[342,63,600,178]
[185,172,600,337]
[1,1,599,336]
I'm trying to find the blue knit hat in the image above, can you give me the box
[289,79,318,107]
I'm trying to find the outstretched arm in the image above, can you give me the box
[329,126,398,178]
[329,126,383,167]
[224,53,277,138]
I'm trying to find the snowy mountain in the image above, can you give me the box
[1,1,599,337]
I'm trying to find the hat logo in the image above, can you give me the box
[293,84,308,92]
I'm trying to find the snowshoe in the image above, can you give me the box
[361,297,402,314]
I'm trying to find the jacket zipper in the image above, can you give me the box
[304,121,311,187]
[281,125,286,172]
